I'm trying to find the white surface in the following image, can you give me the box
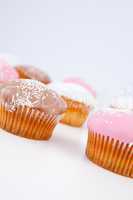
[0,0,133,199]
[0,125,132,200]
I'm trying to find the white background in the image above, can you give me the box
[0,0,133,199]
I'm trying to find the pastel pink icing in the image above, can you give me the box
[0,59,18,82]
[64,77,96,97]
[88,109,133,144]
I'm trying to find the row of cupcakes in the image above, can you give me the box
[0,56,132,178]
[0,59,97,127]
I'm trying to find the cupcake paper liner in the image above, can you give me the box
[86,130,133,178]
[60,96,89,127]
[0,103,57,140]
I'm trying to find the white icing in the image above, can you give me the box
[48,82,96,107]
[111,95,133,111]
[91,106,133,119]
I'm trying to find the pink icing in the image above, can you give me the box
[0,59,18,82]
[88,110,133,144]
[64,77,96,97]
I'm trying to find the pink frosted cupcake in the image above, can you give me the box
[86,108,133,178]
[48,78,96,127]
[0,59,18,83]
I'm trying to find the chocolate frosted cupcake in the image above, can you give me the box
[15,65,51,84]
[0,79,67,140]
[86,108,133,178]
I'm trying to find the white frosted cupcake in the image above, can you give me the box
[48,78,96,127]
[110,95,133,111]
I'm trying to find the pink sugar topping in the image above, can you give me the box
[64,77,96,97]
[88,109,133,144]
[0,59,18,82]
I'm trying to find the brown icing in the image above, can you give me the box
[15,65,51,84]
[0,79,67,115]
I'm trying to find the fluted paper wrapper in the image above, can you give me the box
[86,130,133,178]
[60,97,89,127]
[0,103,57,140]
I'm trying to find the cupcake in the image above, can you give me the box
[0,79,67,140]
[110,95,133,110]
[0,59,18,83]
[86,108,133,178]
[15,65,51,84]
[48,79,96,127]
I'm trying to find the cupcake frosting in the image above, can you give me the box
[88,108,133,144]
[111,95,133,110]
[48,82,96,107]
[0,59,18,82]
[15,65,51,84]
[64,77,96,97]
[0,79,67,115]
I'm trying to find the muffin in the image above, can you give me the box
[0,79,67,140]
[48,79,96,127]
[0,59,18,83]
[86,108,133,178]
[15,65,51,84]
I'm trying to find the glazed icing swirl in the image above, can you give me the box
[0,79,67,115]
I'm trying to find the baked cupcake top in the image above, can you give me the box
[15,65,51,84]
[0,59,18,83]
[88,108,133,144]
[0,79,67,115]
[48,81,96,107]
